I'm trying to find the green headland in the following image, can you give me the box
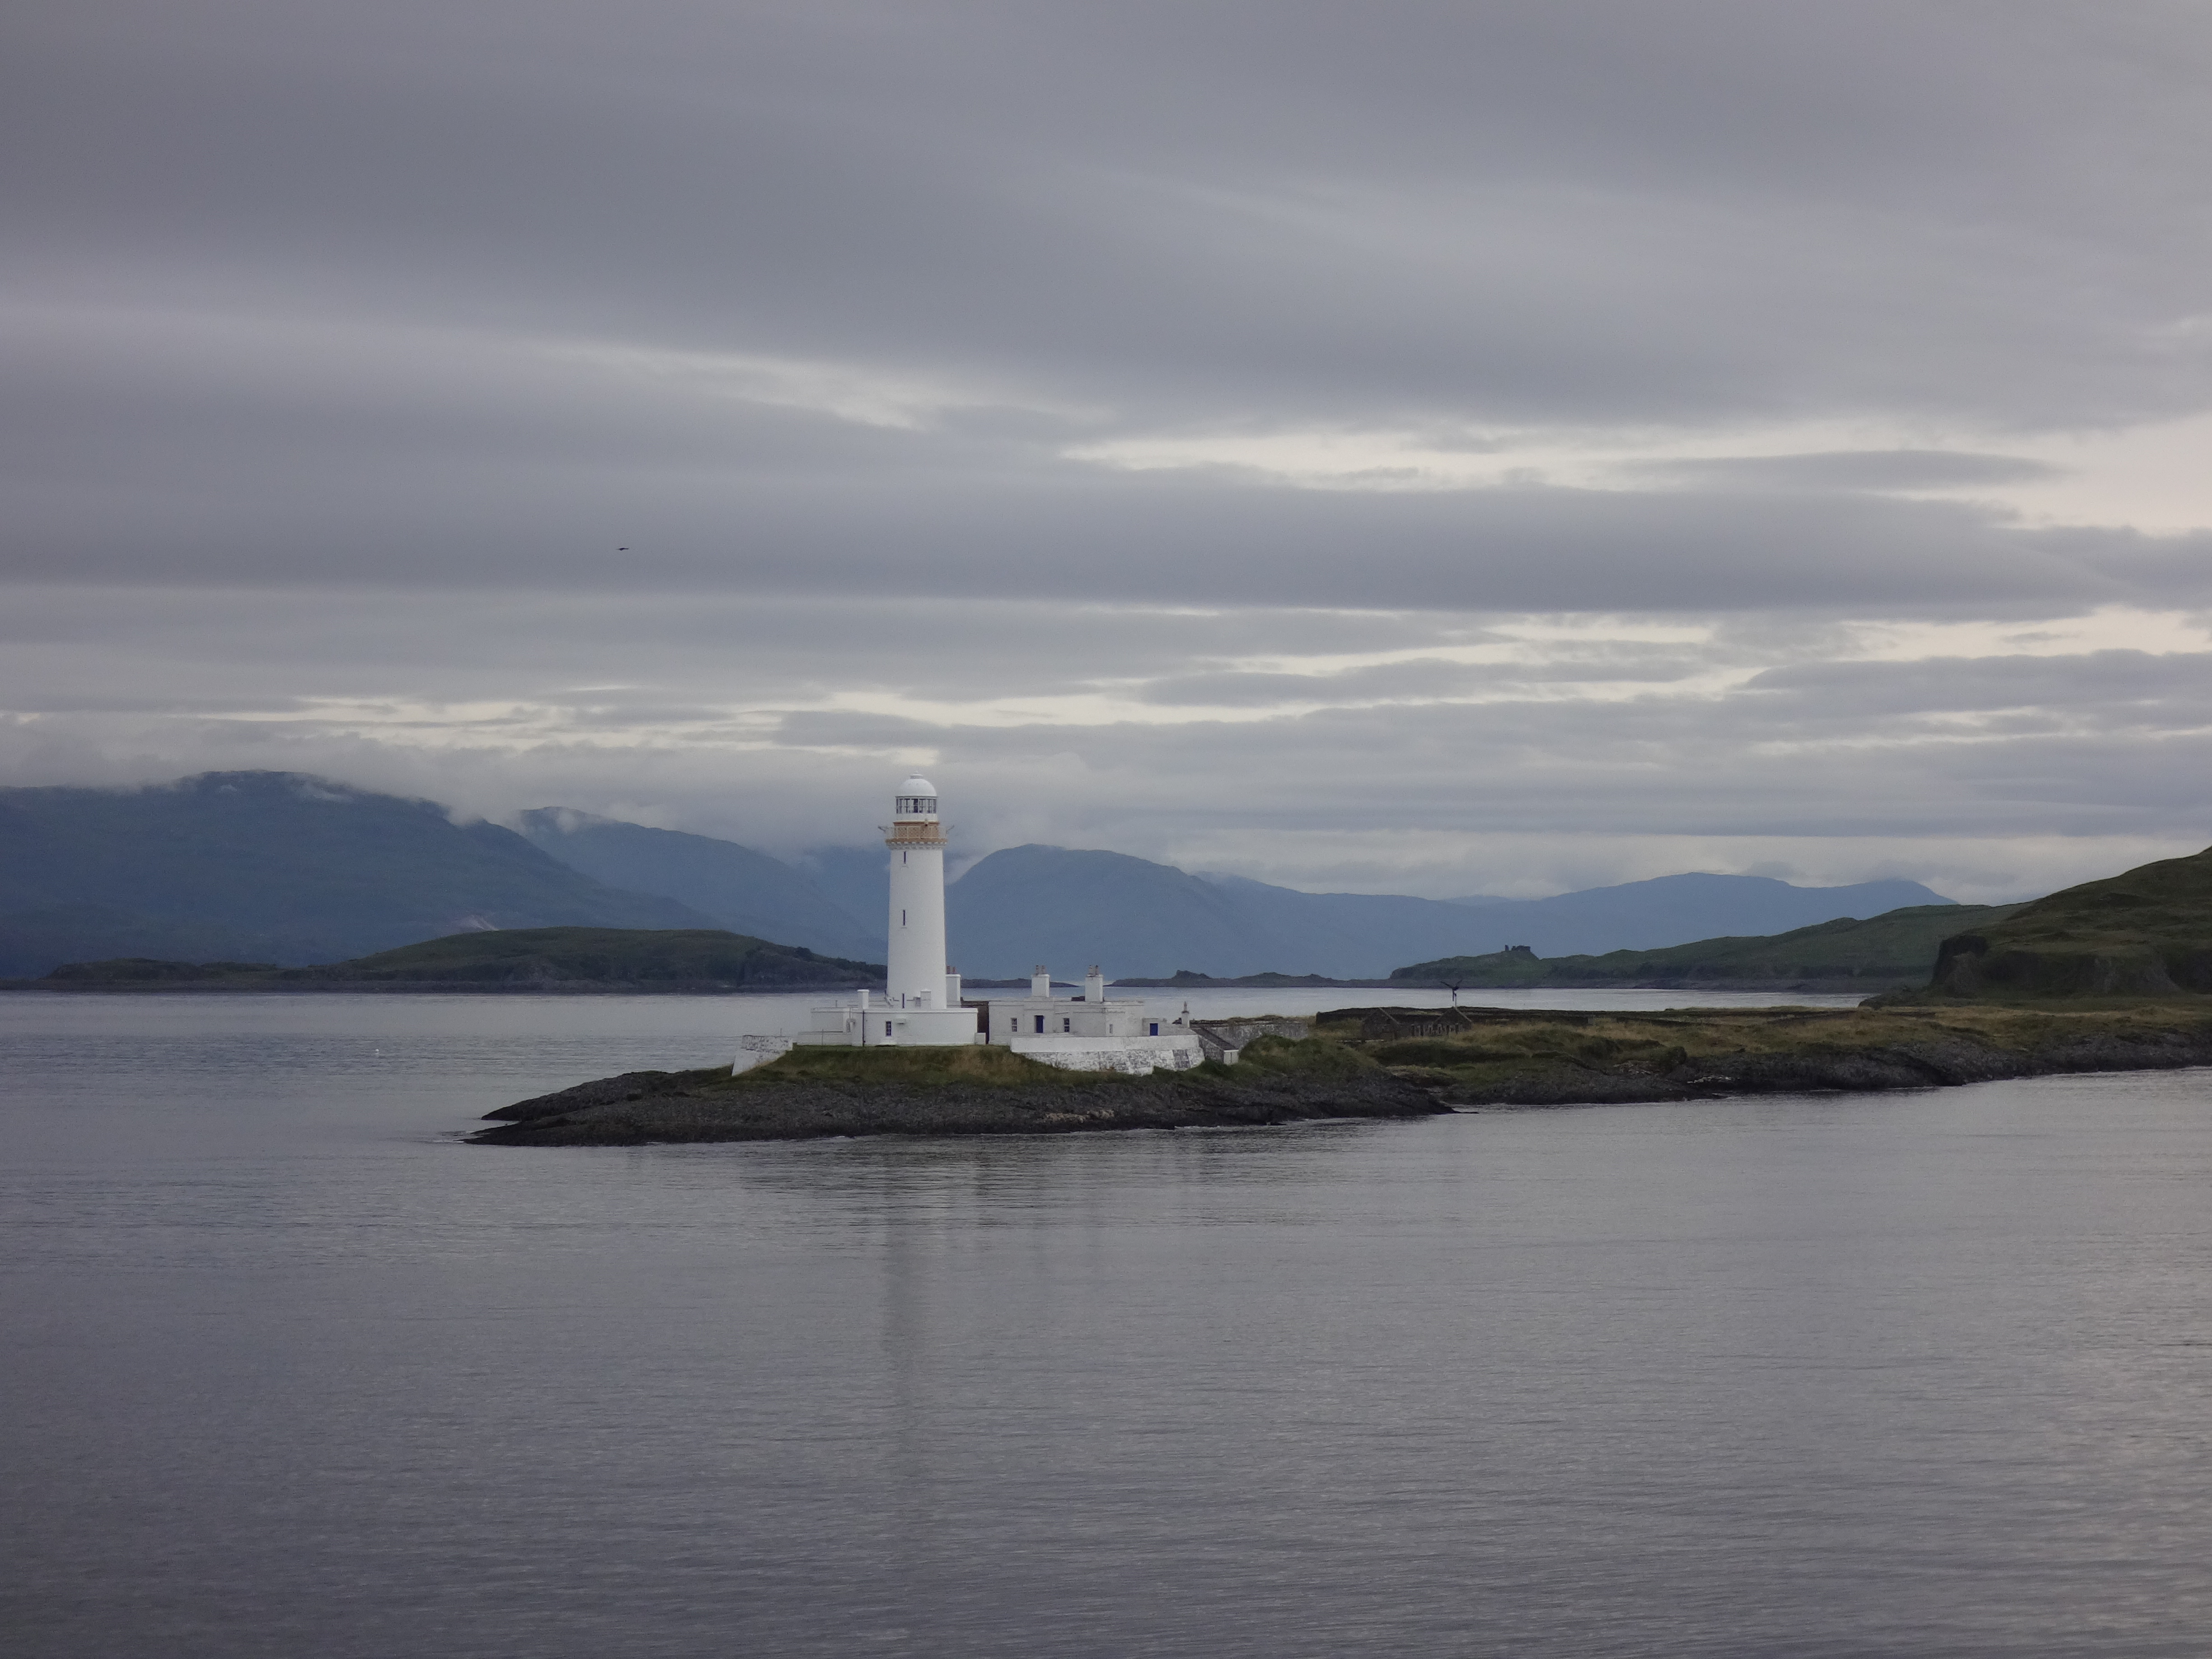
[1889,844,2212,1000]
[19,926,882,992]
[471,1034,1442,1145]
[1392,902,2024,993]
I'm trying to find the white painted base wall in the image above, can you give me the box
[733,1032,794,1073]
[1009,1034,1205,1073]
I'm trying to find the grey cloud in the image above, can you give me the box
[0,586,1469,710]
[762,673,2212,848]
[7,378,2170,614]
[7,0,2212,896]
[1743,649,2212,719]
[1639,451,2062,492]
[1137,650,1713,708]
[7,629,2207,887]
[11,2,2212,431]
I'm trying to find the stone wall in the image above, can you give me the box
[1010,1035,1204,1073]
[1189,1016,1311,1064]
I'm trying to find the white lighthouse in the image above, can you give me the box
[734,770,1207,1072]
[884,774,951,1010]
[748,773,979,1059]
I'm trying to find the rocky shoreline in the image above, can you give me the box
[472,1045,1447,1146]
[468,1006,2212,1148]
[1432,1025,2212,1106]
[1315,1003,2212,1107]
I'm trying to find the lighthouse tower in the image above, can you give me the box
[740,767,1208,1070]
[885,774,950,1008]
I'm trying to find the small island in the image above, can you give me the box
[476,843,2212,1145]
[472,1036,1447,1145]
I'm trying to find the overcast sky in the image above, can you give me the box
[6,1,2210,901]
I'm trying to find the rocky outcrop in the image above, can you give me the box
[473,1046,1447,1147]
[1917,844,2212,1001]
[1310,1003,2212,1108]
[1929,933,2192,998]
[1439,1025,2212,1106]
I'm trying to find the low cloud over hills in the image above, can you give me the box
[0,773,708,975]
[1,772,1960,979]
[516,810,879,962]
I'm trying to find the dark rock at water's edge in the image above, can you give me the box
[471,1002,2212,1146]
[471,1039,1448,1146]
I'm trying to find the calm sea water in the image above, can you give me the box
[4,989,2209,1658]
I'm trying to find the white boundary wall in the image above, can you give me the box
[1009,1034,1205,1073]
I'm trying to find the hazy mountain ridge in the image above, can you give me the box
[1393,904,2025,991]
[28,927,882,992]
[516,810,878,961]
[942,846,1955,979]
[0,772,1964,980]
[1432,872,1954,956]
[0,773,713,976]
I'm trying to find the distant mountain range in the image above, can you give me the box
[0,773,711,976]
[1392,903,2024,992]
[0,770,1964,979]
[1442,870,1953,958]
[29,927,881,992]
[516,810,878,961]
[936,848,1950,978]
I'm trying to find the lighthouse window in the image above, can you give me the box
[1034,1015,1045,1033]
[896,795,937,814]
[1062,1017,1071,1032]
[901,910,906,926]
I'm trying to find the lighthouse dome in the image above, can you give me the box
[893,774,939,818]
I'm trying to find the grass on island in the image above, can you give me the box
[1907,843,2212,1000]
[1315,1001,2212,1094]
[703,1007,2211,1101]
[729,1043,1085,1089]
[701,1034,1386,1092]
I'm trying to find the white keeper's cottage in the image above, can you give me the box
[735,774,1205,1073]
